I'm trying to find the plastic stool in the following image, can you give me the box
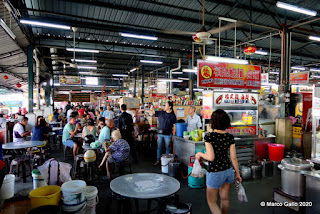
[80,161,100,183]
[72,154,84,179]
[166,202,192,214]
[110,158,132,177]
[9,157,32,183]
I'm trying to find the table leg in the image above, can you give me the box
[134,199,139,213]
[22,162,26,183]
[147,199,152,213]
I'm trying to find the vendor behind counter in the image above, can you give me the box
[186,106,202,132]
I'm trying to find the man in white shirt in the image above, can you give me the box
[67,106,74,122]
[13,117,31,142]
[186,106,202,132]
[0,114,6,129]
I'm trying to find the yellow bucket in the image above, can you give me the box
[29,185,61,209]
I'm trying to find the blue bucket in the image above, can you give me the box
[176,123,187,137]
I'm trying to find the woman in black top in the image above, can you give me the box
[196,109,242,214]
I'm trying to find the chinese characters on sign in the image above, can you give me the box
[290,71,309,84]
[214,93,259,107]
[197,60,261,89]
[59,76,81,85]
[261,73,269,84]
[226,126,257,136]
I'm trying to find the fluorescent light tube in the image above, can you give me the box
[291,66,305,70]
[312,75,320,78]
[113,74,128,77]
[309,36,320,42]
[171,72,183,74]
[193,88,204,91]
[66,48,99,53]
[158,78,183,82]
[79,72,91,74]
[291,84,310,87]
[205,56,249,65]
[218,17,237,23]
[130,68,137,72]
[1,19,15,39]
[269,72,279,75]
[276,2,317,16]
[310,68,320,72]
[77,66,97,70]
[262,83,278,86]
[255,50,268,55]
[71,59,97,63]
[182,69,197,73]
[140,60,163,64]
[20,19,71,29]
[178,77,190,80]
[120,33,158,41]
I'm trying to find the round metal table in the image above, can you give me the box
[110,173,180,199]
[3,141,45,150]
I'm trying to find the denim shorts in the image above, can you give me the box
[206,167,235,189]
[63,139,75,148]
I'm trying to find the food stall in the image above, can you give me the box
[174,60,276,166]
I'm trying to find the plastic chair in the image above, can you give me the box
[9,157,32,183]
[72,154,84,179]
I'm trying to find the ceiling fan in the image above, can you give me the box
[160,0,243,43]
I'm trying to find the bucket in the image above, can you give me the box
[268,144,285,161]
[161,154,174,174]
[183,131,189,136]
[255,141,270,160]
[188,156,205,188]
[62,200,86,213]
[29,185,61,209]
[85,186,98,214]
[0,174,15,200]
[32,169,47,189]
[176,123,187,137]
[168,162,181,178]
[61,180,86,207]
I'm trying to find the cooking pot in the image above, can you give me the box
[239,166,251,180]
[278,158,313,197]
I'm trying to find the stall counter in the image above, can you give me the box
[174,135,276,166]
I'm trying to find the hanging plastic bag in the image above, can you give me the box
[38,158,72,185]
[191,159,205,178]
[236,182,248,202]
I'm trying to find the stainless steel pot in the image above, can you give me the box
[278,158,313,197]
[239,166,251,180]
[251,165,262,179]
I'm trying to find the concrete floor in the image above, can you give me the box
[2,144,296,214]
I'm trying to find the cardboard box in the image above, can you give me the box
[119,97,140,109]
[147,116,158,125]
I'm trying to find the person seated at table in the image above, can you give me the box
[53,109,59,121]
[98,117,111,142]
[106,119,117,133]
[0,114,6,129]
[99,107,104,116]
[78,106,86,117]
[98,130,130,179]
[82,118,97,139]
[67,106,74,122]
[31,118,50,141]
[36,116,52,132]
[62,115,82,156]
[95,110,101,124]
[80,114,89,127]
[87,108,95,120]
[13,117,31,143]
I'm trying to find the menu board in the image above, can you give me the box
[197,60,261,89]
[290,71,309,84]
[202,91,213,110]
[213,92,258,107]
[59,76,81,85]
[226,126,257,136]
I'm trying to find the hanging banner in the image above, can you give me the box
[290,71,309,84]
[214,92,258,107]
[59,76,81,85]
[157,81,168,94]
[261,73,269,84]
[2,101,22,107]
[197,60,261,89]
[203,90,213,110]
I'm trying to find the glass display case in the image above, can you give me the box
[312,85,320,162]
[202,90,259,136]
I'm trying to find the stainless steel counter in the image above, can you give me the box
[173,135,276,166]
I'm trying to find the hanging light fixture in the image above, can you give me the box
[3,75,8,80]
[16,83,22,88]
[243,44,257,55]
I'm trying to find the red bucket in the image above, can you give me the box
[268,144,285,161]
[255,141,270,160]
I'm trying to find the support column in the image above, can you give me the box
[27,45,34,113]
[279,25,291,117]
[133,71,137,97]
[141,65,145,104]
[189,59,194,100]
[45,79,51,106]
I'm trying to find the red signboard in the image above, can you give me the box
[197,60,261,89]
[290,71,309,84]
